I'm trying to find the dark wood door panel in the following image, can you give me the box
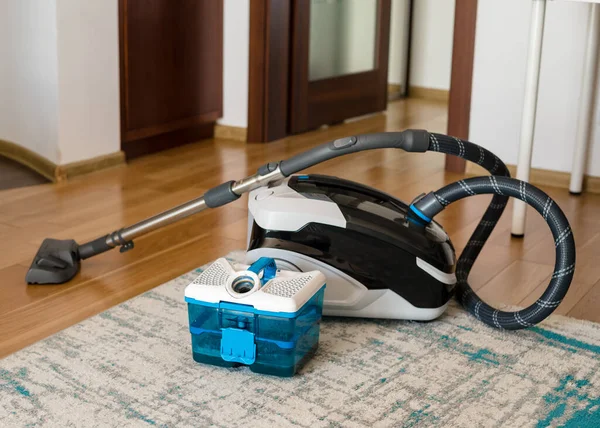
[306,71,381,130]
[120,0,223,143]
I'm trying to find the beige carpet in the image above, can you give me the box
[1,252,599,427]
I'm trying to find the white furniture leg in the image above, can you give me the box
[512,0,547,236]
[569,3,600,194]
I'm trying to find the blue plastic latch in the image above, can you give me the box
[248,257,277,284]
[221,328,256,364]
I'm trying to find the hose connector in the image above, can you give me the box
[410,192,445,224]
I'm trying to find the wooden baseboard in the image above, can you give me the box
[466,163,600,194]
[387,84,404,102]
[55,151,126,181]
[0,138,126,183]
[388,83,403,95]
[0,138,57,182]
[214,124,247,142]
[408,86,450,102]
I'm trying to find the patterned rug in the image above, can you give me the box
[1,252,600,428]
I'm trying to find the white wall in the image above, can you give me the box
[388,0,411,87]
[0,0,120,165]
[218,0,250,128]
[0,0,60,163]
[55,0,121,164]
[408,0,455,90]
[470,0,600,177]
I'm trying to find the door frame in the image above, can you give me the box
[445,0,478,173]
[248,0,477,174]
[247,0,291,142]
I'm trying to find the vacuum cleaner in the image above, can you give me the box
[26,130,576,331]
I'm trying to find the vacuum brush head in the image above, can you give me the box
[26,238,81,284]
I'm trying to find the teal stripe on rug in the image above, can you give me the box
[537,374,600,427]
[531,326,600,355]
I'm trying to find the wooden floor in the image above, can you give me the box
[1,98,599,359]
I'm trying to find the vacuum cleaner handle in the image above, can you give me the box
[278,130,430,176]
[78,129,431,260]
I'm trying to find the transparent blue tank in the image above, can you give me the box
[186,288,325,377]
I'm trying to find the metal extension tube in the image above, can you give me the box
[79,168,285,258]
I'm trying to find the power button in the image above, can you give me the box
[332,136,357,150]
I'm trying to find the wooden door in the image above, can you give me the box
[119,0,223,157]
[289,0,391,134]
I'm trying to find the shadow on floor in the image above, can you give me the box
[0,155,50,190]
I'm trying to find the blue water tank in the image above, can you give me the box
[185,257,326,377]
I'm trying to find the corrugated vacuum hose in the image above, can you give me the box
[412,133,576,329]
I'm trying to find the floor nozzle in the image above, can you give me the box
[26,238,81,284]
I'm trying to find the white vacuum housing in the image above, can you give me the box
[246,174,457,321]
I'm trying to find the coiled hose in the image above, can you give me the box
[412,133,576,330]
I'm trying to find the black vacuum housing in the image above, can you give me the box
[247,175,456,309]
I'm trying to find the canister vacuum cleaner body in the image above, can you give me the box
[245,174,456,321]
[26,130,576,332]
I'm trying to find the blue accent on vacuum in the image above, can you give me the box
[220,328,256,365]
[247,257,277,284]
[409,204,432,223]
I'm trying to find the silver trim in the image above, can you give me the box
[416,257,456,285]
[231,168,284,195]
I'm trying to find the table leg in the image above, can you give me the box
[512,0,547,237]
[569,3,600,195]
